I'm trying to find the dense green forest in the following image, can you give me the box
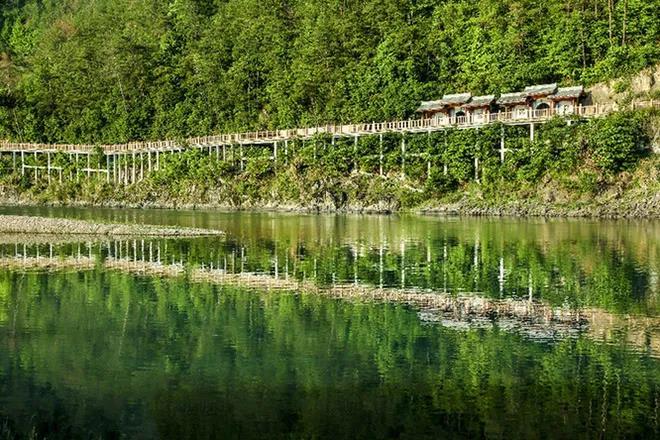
[0,0,658,213]
[0,0,659,143]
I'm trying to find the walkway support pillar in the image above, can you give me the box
[47,152,51,184]
[500,126,505,163]
[443,130,448,176]
[474,156,480,183]
[530,123,535,142]
[427,130,432,179]
[284,140,288,165]
[379,134,384,176]
[401,135,406,179]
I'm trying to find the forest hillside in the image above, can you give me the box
[0,0,659,216]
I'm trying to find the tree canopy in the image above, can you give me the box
[0,0,659,143]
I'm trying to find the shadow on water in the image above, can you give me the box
[0,210,657,439]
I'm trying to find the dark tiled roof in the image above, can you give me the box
[416,100,446,112]
[549,85,584,100]
[416,93,472,112]
[463,95,495,108]
[439,93,472,106]
[497,92,527,105]
[524,83,558,96]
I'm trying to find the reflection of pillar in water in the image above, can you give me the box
[473,234,480,286]
[240,247,245,273]
[443,243,447,293]
[314,257,317,279]
[499,257,505,297]
[274,253,279,279]
[353,245,358,286]
[400,240,406,289]
[285,253,289,280]
[379,245,384,289]
[528,271,533,302]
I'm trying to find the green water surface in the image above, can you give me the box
[0,208,658,439]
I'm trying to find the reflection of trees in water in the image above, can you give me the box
[0,270,658,439]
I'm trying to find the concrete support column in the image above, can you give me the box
[47,152,51,184]
[474,156,480,183]
[379,134,384,176]
[500,126,506,163]
[401,135,406,179]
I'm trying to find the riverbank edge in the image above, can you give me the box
[0,192,658,219]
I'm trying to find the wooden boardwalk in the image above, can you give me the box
[1,101,658,155]
[0,100,657,185]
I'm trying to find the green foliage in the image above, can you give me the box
[1,0,659,143]
[588,110,650,173]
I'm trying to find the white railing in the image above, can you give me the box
[0,100,657,154]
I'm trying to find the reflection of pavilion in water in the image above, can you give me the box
[0,236,657,356]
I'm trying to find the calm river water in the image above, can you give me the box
[0,207,658,439]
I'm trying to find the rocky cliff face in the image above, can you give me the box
[588,64,660,104]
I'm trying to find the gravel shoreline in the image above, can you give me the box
[0,215,224,236]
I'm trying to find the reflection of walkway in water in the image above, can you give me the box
[0,238,657,355]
